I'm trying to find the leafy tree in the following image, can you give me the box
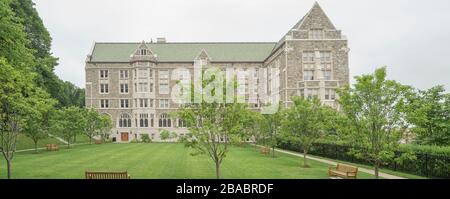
[260,103,283,158]
[159,130,171,141]
[403,86,450,146]
[97,114,112,142]
[177,70,248,179]
[82,108,109,144]
[141,134,151,143]
[22,90,57,152]
[0,58,44,179]
[280,97,331,168]
[51,107,84,148]
[338,67,413,178]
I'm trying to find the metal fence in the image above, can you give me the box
[278,142,450,179]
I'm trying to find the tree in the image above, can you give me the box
[51,107,84,148]
[280,97,331,168]
[22,90,57,152]
[0,58,42,179]
[82,108,105,144]
[260,103,283,158]
[97,114,112,142]
[403,86,450,146]
[176,69,248,179]
[338,67,412,178]
[159,129,171,142]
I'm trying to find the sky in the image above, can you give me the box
[33,0,450,90]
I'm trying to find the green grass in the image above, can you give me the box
[0,143,380,179]
[15,134,64,151]
[305,154,427,179]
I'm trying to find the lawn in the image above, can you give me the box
[0,143,378,179]
[15,134,64,151]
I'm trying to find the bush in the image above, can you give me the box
[278,139,450,178]
[141,134,151,143]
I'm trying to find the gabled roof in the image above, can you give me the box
[90,42,276,63]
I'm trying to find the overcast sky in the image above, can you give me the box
[34,0,450,90]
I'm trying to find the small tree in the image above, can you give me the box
[403,86,450,146]
[0,59,47,178]
[97,114,112,142]
[22,92,57,152]
[82,108,100,144]
[280,97,330,168]
[338,67,412,178]
[159,129,171,142]
[260,103,282,158]
[51,107,84,148]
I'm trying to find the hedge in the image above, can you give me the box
[277,140,450,178]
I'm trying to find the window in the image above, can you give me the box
[159,70,169,94]
[138,82,148,92]
[100,84,109,93]
[178,119,187,128]
[149,83,154,93]
[150,114,154,127]
[325,89,336,100]
[302,51,315,62]
[120,99,129,108]
[120,83,129,93]
[139,69,148,78]
[139,114,149,127]
[304,70,314,81]
[100,70,108,79]
[120,70,129,79]
[140,49,147,55]
[159,99,169,108]
[118,114,132,128]
[320,51,331,62]
[323,70,332,80]
[159,113,171,128]
[306,88,319,99]
[139,99,148,108]
[309,29,324,39]
[100,99,109,108]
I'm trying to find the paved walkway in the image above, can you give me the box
[265,146,406,179]
[48,133,68,144]
[15,143,89,153]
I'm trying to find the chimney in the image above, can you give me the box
[156,37,166,43]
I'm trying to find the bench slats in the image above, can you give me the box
[85,171,130,179]
[328,163,358,179]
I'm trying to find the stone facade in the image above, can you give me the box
[84,2,349,142]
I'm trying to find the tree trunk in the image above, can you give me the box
[272,146,275,158]
[6,159,12,179]
[34,141,38,153]
[215,161,220,179]
[89,136,92,144]
[303,149,308,168]
[374,163,380,179]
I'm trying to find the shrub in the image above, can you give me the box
[141,134,151,143]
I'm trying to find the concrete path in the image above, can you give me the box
[15,143,89,153]
[48,133,68,144]
[266,146,406,179]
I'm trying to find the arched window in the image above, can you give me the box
[139,114,149,127]
[119,113,132,128]
[178,119,187,128]
[159,113,171,128]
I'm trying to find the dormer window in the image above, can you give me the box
[309,29,324,39]
[140,49,148,55]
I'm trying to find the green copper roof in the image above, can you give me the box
[90,42,277,62]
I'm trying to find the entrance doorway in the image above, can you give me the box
[120,132,129,142]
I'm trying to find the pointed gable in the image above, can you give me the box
[295,2,336,30]
[130,40,157,62]
[195,49,211,61]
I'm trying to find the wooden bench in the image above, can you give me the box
[328,163,358,179]
[46,144,59,151]
[85,171,131,179]
[260,147,270,155]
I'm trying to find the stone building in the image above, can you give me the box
[85,2,349,142]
